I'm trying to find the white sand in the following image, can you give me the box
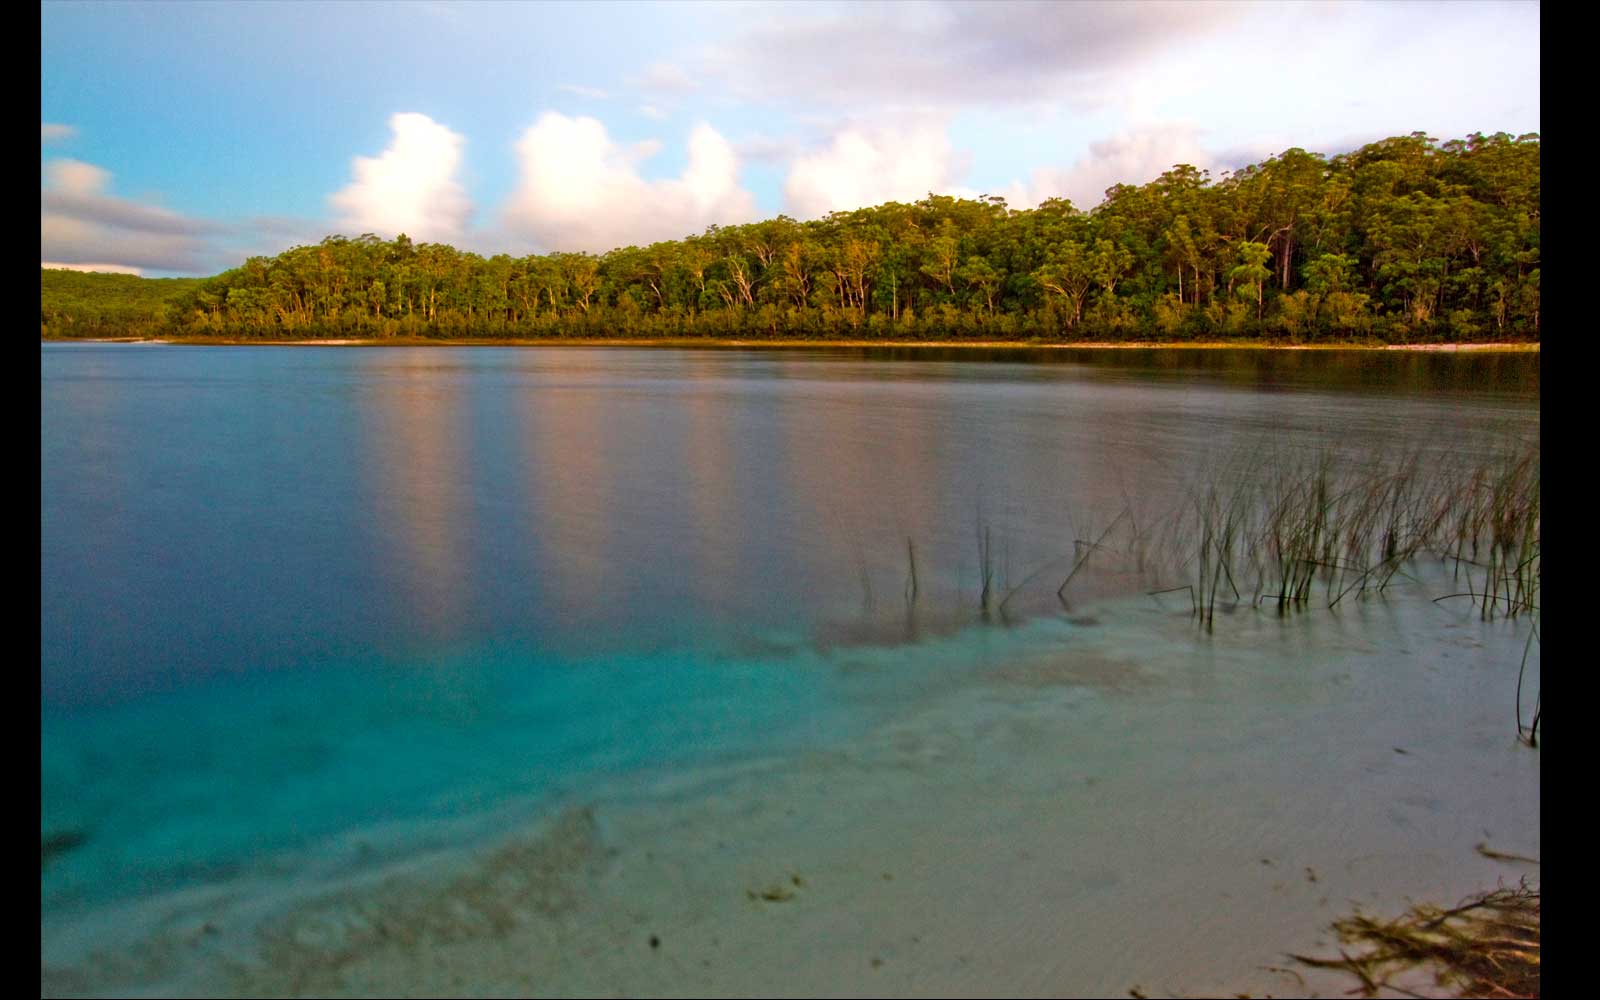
[43,592,1539,998]
[1380,342,1539,351]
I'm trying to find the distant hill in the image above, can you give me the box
[41,269,205,338]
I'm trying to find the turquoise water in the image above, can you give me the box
[41,344,1539,927]
[43,616,1109,914]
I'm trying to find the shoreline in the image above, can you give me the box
[42,336,1541,352]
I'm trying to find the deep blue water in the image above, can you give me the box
[40,344,1538,913]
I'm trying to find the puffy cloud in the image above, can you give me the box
[41,158,220,273]
[503,112,756,253]
[46,158,109,196]
[328,112,471,243]
[999,124,1221,212]
[783,121,974,218]
[43,159,219,236]
[41,122,76,144]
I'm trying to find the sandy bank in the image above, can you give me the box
[45,336,1539,351]
[1380,342,1541,352]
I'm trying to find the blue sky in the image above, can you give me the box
[42,0,1540,277]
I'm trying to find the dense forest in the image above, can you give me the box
[40,270,203,339]
[42,131,1539,343]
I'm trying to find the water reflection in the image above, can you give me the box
[361,361,472,640]
[680,354,744,613]
[42,344,1539,703]
[749,345,1540,396]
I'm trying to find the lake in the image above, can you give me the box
[41,344,1539,997]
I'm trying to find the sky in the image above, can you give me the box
[41,0,1539,277]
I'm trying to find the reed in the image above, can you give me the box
[1516,615,1540,748]
[1150,442,1539,627]
[1056,506,1130,608]
[1158,442,1539,743]
[1184,480,1251,631]
[977,521,995,616]
[903,537,920,607]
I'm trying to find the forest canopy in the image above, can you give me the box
[42,131,1539,344]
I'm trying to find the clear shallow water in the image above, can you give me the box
[41,345,1538,956]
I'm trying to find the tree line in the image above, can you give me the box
[42,131,1539,343]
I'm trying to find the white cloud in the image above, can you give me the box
[502,112,756,253]
[695,2,1239,113]
[999,123,1219,212]
[41,122,77,144]
[783,121,974,218]
[46,158,110,196]
[559,84,610,100]
[44,159,220,236]
[328,112,471,243]
[41,158,218,272]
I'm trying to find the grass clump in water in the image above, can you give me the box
[1152,442,1539,628]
